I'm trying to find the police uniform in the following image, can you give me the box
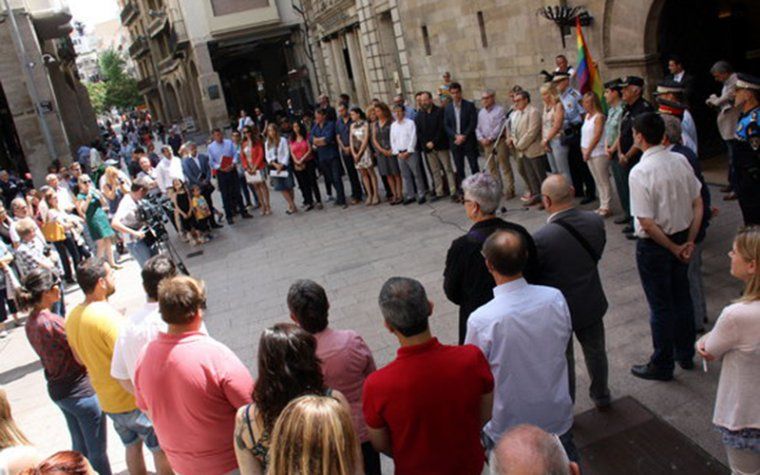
[655,79,698,155]
[733,73,760,225]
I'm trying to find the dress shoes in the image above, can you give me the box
[723,192,738,201]
[403,198,415,205]
[417,197,427,205]
[241,212,253,219]
[678,360,695,370]
[630,363,673,381]
[226,218,234,225]
[614,216,630,225]
[622,225,634,234]
[211,222,223,229]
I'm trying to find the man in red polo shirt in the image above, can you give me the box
[363,277,494,475]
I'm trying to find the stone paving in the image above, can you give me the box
[0,165,744,473]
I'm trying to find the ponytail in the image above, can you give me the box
[17,269,58,311]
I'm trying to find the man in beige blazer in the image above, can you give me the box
[509,90,548,206]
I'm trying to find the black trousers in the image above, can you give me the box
[217,169,244,219]
[568,140,596,199]
[361,441,381,475]
[53,236,81,281]
[341,151,364,201]
[294,160,322,205]
[451,142,479,190]
[565,319,611,405]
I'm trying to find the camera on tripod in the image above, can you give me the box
[137,194,172,247]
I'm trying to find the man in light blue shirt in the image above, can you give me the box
[465,229,576,462]
[207,128,252,224]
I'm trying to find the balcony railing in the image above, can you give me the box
[148,12,169,38]
[128,37,149,59]
[120,0,139,26]
[137,77,156,92]
[157,55,179,76]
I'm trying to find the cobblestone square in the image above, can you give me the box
[1,175,743,473]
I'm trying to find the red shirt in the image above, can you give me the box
[240,140,265,170]
[289,137,312,162]
[362,338,493,475]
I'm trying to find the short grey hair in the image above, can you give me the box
[661,114,683,145]
[462,172,502,214]
[483,88,496,97]
[494,424,572,475]
[710,60,733,75]
[378,277,430,337]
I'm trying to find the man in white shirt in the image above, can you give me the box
[155,146,184,194]
[237,110,253,133]
[628,112,703,381]
[390,105,426,205]
[465,229,576,462]
[111,255,178,391]
[46,174,76,213]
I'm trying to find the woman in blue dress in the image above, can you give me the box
[76,175,120,269]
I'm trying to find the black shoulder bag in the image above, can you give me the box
[553,219,600,263]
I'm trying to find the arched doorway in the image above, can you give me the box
[163,82,181,124]
[657,0,760,156]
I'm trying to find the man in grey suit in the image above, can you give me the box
[533,175,611,409]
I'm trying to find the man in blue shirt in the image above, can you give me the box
[554,72,596,204]
[207,128,252,224]
[310,110,347,208]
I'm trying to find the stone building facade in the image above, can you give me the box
[0,0,98,183]
[305,0,760,113]
[121,0,315,132]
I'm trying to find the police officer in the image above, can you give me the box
[616,76,654,238]
[733,73,760,225]
[655,79,698,155]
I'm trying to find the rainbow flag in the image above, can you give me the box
[575,17,606,111]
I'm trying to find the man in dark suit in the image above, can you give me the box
[443,82,479,198]
[665,55,694,101]
[183,142,222,228]
[416,91,456,202]
[444,173,538,344]
[533,174,610,409]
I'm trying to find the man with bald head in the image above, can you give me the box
[466,229,576,461]
[533,175,610,409]
[494,424,580,475]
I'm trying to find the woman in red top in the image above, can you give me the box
[290,121,323,211]
[241,126,271,216]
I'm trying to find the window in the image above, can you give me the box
[421,25,431,56]
[477,11,488,48]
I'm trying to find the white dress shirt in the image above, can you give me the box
[155,156,184,193]
[465,278,574,441]
[674,71,685,83]
[629,145,702,239]
[390,118,417,154]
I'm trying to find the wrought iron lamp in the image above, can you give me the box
[538,6,593,48]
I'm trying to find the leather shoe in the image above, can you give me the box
[403,198,415,205]
[417,197,427,205]
[630,363,672,381]
[241,212,253,219]
[723,192,738,201]
[226,218,234,225]
[614,216,630,225]
[678,360,695,370]
[211,223,223,229]
[622,225,634,234]
[625,233,638,241]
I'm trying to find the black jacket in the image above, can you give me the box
[443,100,478,148]
[443,217,539,344]
[415,105,448,151]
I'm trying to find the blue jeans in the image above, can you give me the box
[636,232,695,372]
[55,394,111,475]
[319,158,346,205]
[107,409,160,451]
[126,240,155,267]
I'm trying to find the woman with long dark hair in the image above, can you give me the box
[265,124,298,215]
[19,268,111,475]
[290,121,323,211]
[241,126,271,216]
[233,323,349,474]
[350,107,380,205]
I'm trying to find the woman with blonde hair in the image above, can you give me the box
[0,387,41,474]
[267,395,361,475]
[580,91,611,217]
[265,123,297,214]
[540,82,569,182]
[697,226,760,475]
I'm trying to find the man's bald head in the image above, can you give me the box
[541,175,574,205]
[482,230,527,277]
[494,425,579,475]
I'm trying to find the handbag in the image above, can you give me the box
[42,220,66,242]
[245,169,264,184]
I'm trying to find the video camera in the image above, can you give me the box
[137,194,172,248]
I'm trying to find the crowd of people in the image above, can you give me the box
[0,53,757,475]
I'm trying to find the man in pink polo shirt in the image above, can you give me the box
[287,279,379,474]
[134,276,254,475]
